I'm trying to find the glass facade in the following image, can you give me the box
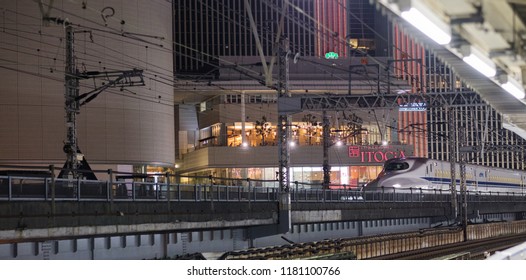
[199,119,389,149]
[195,93,393,150]
[181,165,383,189]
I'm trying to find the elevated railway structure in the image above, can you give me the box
[2,170,526,259]
[220,221,526,260]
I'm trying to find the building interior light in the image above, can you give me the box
[461,46,496,77]
[400,7,451,45]
[500,77,525,99]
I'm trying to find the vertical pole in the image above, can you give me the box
[77,176,81,201]
[132,181,136,201]
[8,176,11,201]
[247,178,252,210]
[448,107,458,219]
[348,64,352,95]
[64,24,81,179]
[294,181,299,201]
[226,183,229,202]
[108,169,113,210]
[50,165,55,217]
[166,172,171,207]
[459,128,468,241]
[277,37,291,233]
[162,233,168,259]
[241,91,246,146]
[209,175,214,211]
[322,110,331,189]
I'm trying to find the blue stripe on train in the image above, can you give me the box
[420,177,521,189]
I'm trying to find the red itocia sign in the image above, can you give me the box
[348,145,407,163]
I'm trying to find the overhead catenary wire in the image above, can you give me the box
[170,0,421,98]
[15,0,430,96]
[0,1,449,136]
[13,1,412,103]
[6,1,521,173]
[0,21,404,138]
[1,16,174,106]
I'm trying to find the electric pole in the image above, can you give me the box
[459,127,468,241]
[44,17,145,179]
[447,107,458,219]
[63,23,81,179]
[322,110,331,189]
[277,38,291,233]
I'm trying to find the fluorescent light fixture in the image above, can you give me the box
[461,45,496,77]
[501,77,525,99]
[401,7,451,45]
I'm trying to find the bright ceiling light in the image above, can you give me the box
[501,77,525,99]
[401,7,451,45]
[463,55,496,77]
[461,45,496,77]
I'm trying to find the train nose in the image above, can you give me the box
[364,179,379,190]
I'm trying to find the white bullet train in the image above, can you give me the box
[363,157,526,194]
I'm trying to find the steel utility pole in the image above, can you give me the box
[245,0,291,235]
[277,38,291,233]
[322,110,331,189]
[45,17,145,179]
[63,24,81,179]
[447,107,458,219]
[459,127,468,241]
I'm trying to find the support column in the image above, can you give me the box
[323,110,331,189]
[64,24,81,179]
[241,91,246,146]
[277,38,291,233]
[448,107,458,219]
[459,127,468,241]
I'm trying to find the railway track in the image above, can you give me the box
[367,233,526,260]
[220,221,526,260]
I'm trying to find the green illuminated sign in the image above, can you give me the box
[325,52,339,59]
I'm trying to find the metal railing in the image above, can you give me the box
[2,175,526,203]
[0,175,283,202]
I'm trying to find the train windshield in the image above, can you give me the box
[384,161,410,172]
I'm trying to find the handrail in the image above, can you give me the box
[0,175,525,203]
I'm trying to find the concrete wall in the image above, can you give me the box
[0,229,248,260]
[0,0,174,166]
[0,219,433,259]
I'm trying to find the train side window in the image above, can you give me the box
[429,164,433,173]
